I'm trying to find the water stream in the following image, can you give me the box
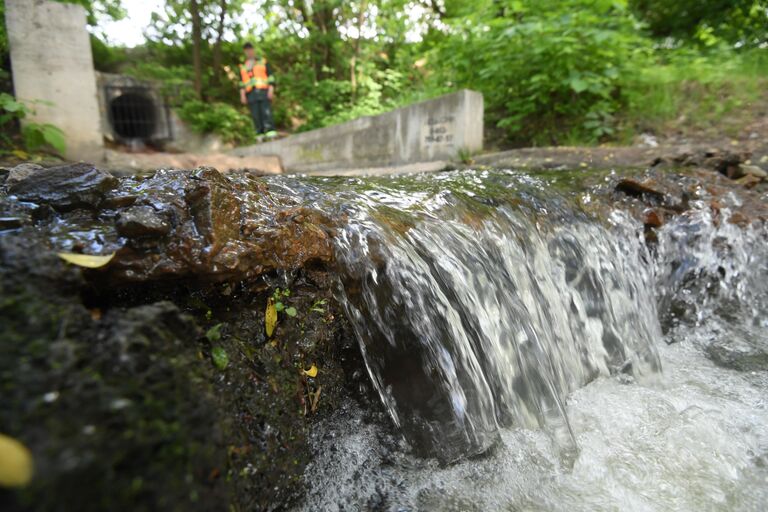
[277,169,767,511]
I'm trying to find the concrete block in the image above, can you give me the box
[231,90,484,173]
[6,0,104,162]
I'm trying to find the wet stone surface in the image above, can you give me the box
[0,163,359,512]
[7,162,118,212]
[115,205,172,238]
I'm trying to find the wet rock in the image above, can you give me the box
[116,205,172,238]
[7,163,118,211]
[0,201,355,511]
[103,168,334,284]
[727,212,752,227]
[100,194,137,210]
[706,151,746,177]
[738,164,767,179]
[706,337,768,372]
[735,174,762,189]
[184,167,242,256]
[0,217,24,231]
[5,163,43,187]
[643,208,663,228]
[615,179,666,202]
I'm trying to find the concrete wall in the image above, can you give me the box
[231,89,484,173]
[6,0,104,162]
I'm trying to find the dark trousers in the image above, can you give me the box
[246,89,275,135]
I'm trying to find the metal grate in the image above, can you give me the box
[105,85,171,142]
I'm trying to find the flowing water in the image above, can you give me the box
[275,169,768,511]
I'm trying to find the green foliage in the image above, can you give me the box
[177,99,255,144]
[22,124,67,155]
[621,48,768,140]
[90,35,128,72]
[64,0,768,148]
[211,346,228,370]
[205,323,222,342]
[433,0,650,144]
[125,61,197,105]
[271,288,291,313]
[630,0,768,47]
[309,299,327,314]
[53,0,126,25]
[0,93,66,155]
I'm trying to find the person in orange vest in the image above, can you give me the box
[239,42,277,139]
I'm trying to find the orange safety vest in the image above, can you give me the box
[240,58,271,93]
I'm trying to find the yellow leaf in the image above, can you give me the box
[303,365,318,378]
[0,433,33,488]
[11,149,29,160]
[57,252,115,269]
[265,297,277,338]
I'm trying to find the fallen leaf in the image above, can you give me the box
[265,298,277,337]
[57,252,115,269]
[0,433,33,488]
[303,365,318,378]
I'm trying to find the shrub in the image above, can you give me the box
[177,100,256,145]
[434,0,651,144]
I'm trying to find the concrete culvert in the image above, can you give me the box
[109,91,157,140]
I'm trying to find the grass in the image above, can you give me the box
[618,48,768,142]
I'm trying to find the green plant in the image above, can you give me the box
[457,148,475,165]
[309,299,327,314]
[433,0,651,144]
[0,93,66,155]
[271,288,297,317]
[620,47,768,140]
[177,99,256,145]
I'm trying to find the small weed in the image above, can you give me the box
[309,299,327,314]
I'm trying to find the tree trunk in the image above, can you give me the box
[350,0,367,100]
[211,0,228,88]
[190,0,203,99]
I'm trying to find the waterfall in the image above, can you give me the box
[318,170,663,461]
[276,169,768,511]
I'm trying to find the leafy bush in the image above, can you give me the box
[0,93,66,155]
[177,100,255,145]
[433,0,650,144]
[22,124,67,155]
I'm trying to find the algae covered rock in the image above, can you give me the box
[0,165,356,512]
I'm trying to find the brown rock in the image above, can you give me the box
[116,206,172,238]
[727,212,750,227]
[739,164,767,179]
[615,179,665,201]
[643,209,663,228]
[735,174,762,189]
[100,168,335,284]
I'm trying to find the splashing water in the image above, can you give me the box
[283,169,768,511]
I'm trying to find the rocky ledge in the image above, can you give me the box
[0,160,765,511]
[0,163,365,512]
